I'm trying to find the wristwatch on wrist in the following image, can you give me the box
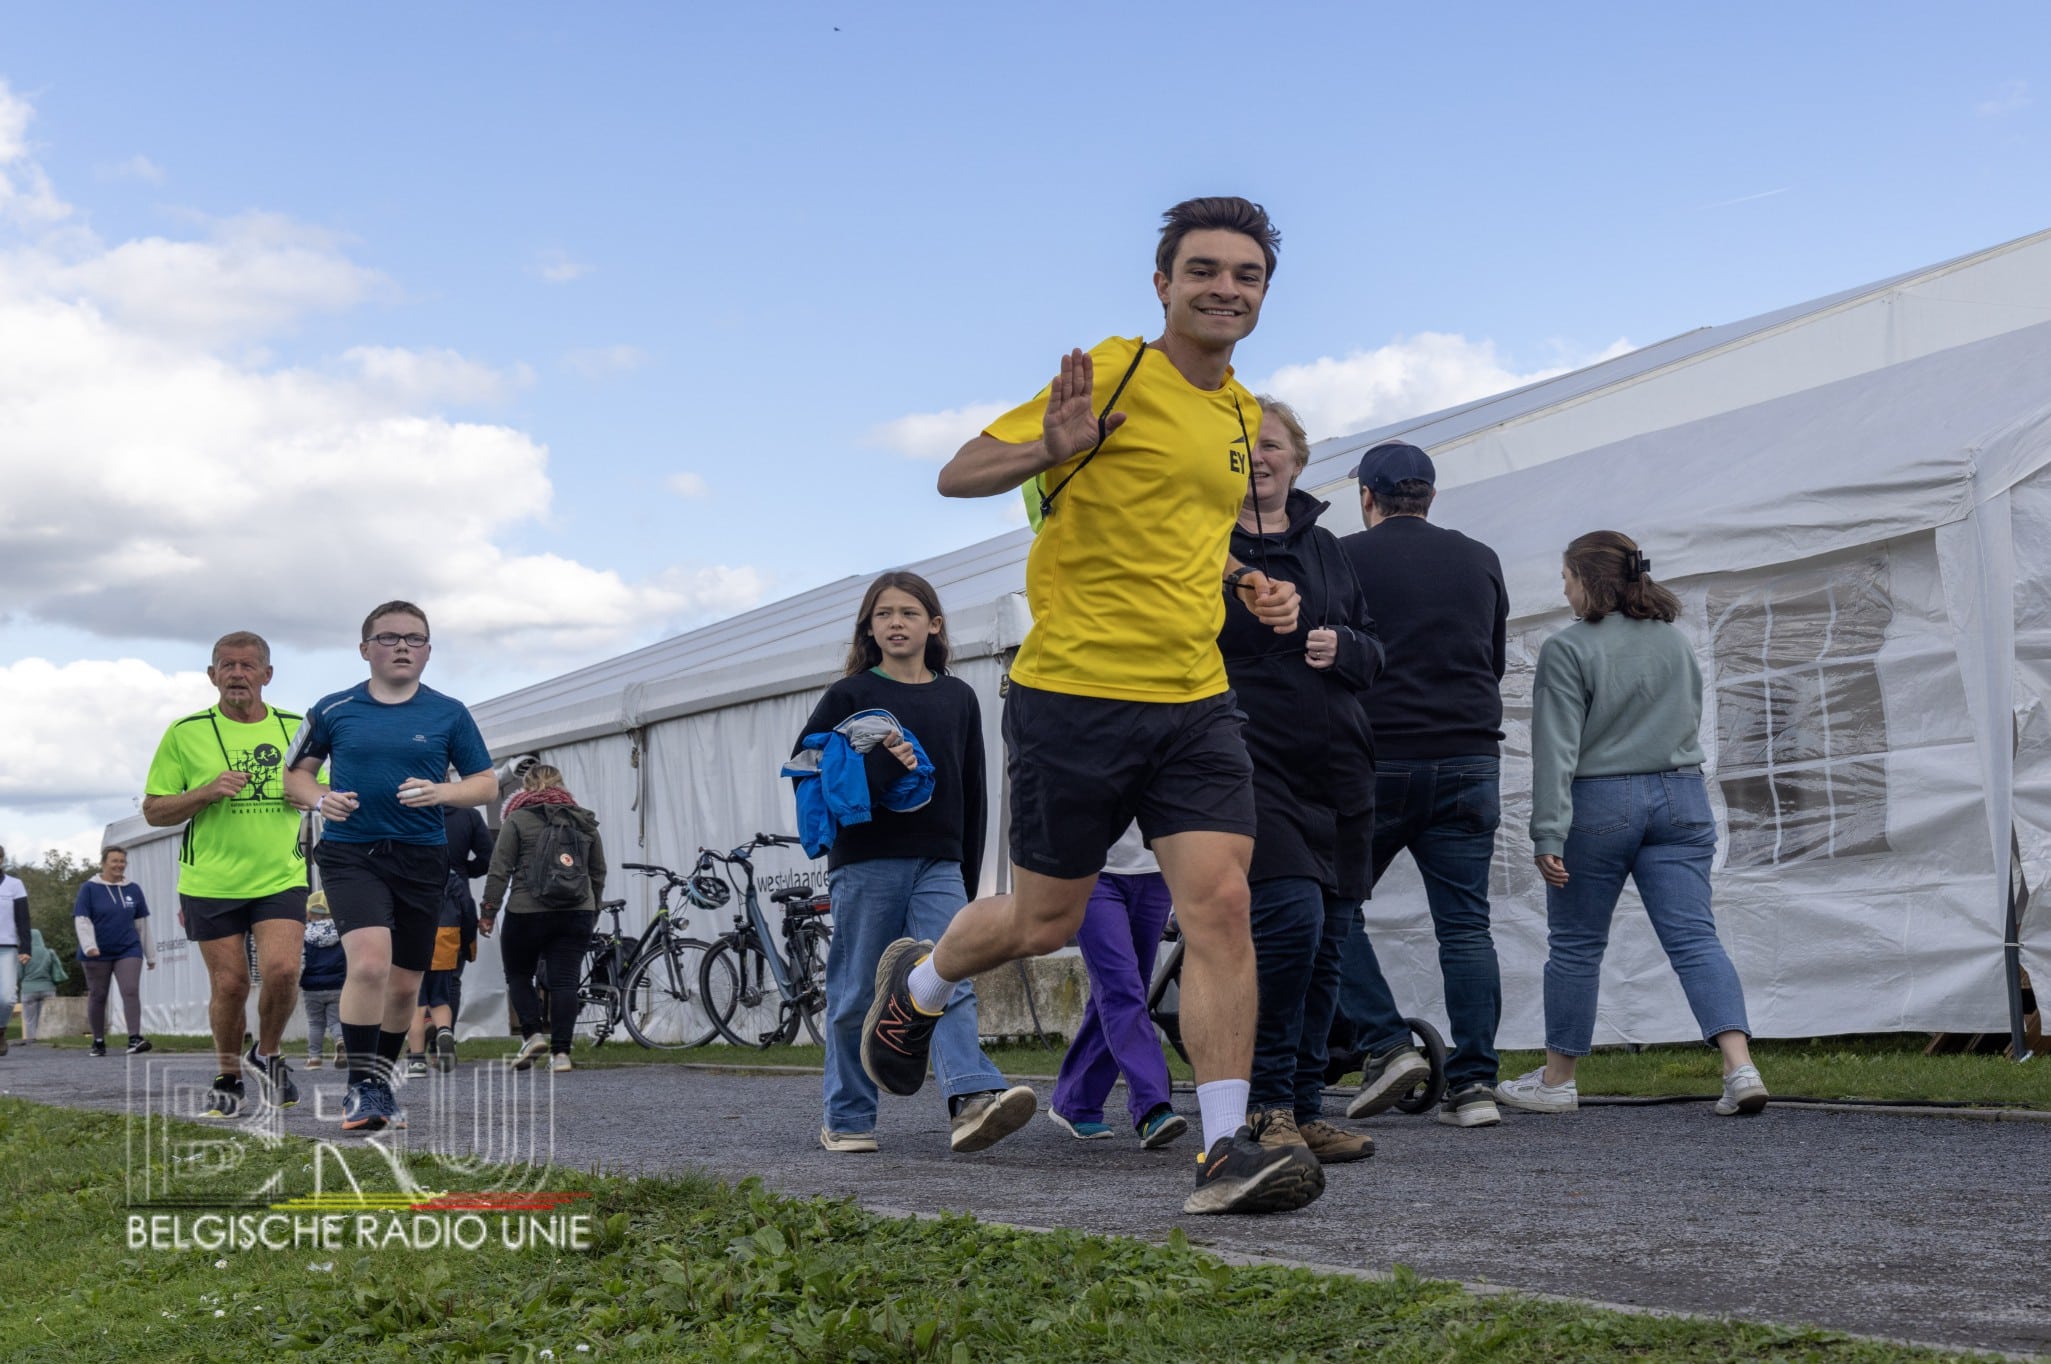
[1223,565,1254,596]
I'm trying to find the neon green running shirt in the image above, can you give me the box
[144,706,309,898]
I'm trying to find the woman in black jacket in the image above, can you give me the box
[1221,397,1384,1164]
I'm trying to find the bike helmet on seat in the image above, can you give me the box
[684,873,731,911]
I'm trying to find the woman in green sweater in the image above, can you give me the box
[1498,530,1768,1118]
[18,928,68,1041]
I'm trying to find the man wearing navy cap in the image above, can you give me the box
[1336,442,1510,1129]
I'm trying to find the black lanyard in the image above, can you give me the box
[1037,341,1148,521]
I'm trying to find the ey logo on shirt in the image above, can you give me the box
[1228,432,1249,476]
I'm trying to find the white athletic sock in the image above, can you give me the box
[906,954,955,1015]
[1195,1079,1252,1152]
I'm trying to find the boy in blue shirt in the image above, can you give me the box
[285,601,496,1132]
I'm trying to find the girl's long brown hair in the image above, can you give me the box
[844,571,951,677]
[1564,530,1682,623]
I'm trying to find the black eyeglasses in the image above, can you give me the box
[366,633,430,648]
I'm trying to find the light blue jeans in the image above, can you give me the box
[823,858,1005,1134]
[1543,770,1752,1056]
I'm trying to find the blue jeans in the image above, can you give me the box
[1339,755,1502,1090]
[823,858,1005,1133]
[1544,770,1751,1055]
[1250,877,1355,1120]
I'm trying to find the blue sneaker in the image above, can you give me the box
[341,1080,386,1132]
[1137,1105,1187,1149]
[1047,1108,1113,1141]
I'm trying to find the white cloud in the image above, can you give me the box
[0,83,69,225]
[0,78,766,661]
[101,154,166,185]
[864,401,1008,461]
[563,343,646,377]
[0,657,214,807]
[344,344,532,407]
[1252,332,1633,443]
[15,211,394,346]
[533,249,592,284]
[1976,80,2032,118]
[667,471,709,499]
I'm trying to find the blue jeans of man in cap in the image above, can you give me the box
[1339,755,1502,1092]
[822,858,1005,1134]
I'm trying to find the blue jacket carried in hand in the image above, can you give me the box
[781,708,935,858]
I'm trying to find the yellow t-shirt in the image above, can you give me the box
[989,336,1255,703]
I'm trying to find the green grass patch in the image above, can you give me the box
[24,1025,2044,1108]
[0,1095,1995,1362]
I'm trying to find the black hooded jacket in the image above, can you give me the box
[1221,488,1384,898]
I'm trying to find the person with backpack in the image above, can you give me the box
[480,764,606,1073]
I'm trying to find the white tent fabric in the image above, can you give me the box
[109,229,2051,1050]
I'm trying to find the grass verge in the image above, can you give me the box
[20,1028,2045,1109]
[0,1095,1995,1363]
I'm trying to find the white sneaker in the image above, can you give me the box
[1715,1064,1769,1116]
[511,1035,548,1071]
[1494,1067,1579,1113]
[550,1052,573,1074]
[819,1127,879,1153]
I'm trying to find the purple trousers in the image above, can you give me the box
[1051,872,1175,1129]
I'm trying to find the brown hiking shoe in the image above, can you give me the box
[1248,1108,1308,1150]
[1298,1117,1375,1163]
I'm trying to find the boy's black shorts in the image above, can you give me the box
[1003,681,1256,881]
[314,840,444,973]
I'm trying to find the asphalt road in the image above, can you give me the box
[5,1043,2045,1358]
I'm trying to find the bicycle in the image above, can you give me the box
[609,861,732,1048]
[1144,915,1448,1114]
[692,833,832,1049]
[534,876,721,1048]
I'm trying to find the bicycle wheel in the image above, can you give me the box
[788,922,830,1047]
[699,936,773,1048]
[622,937,721,1049]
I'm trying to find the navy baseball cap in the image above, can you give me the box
[1353,441,1436,496]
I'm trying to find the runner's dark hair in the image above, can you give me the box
[1156,196,1281,280]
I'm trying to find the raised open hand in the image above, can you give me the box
[1043,348,1126,463]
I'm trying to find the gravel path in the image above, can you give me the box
[5,1043,2045,1358]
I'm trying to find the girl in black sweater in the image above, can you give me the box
[797,571,1034,1155]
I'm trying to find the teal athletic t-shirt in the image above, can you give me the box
[287,683,493,846]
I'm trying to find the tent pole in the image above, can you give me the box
[2006,824,2035,1063]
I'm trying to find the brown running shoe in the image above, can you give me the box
[1298,1117,1375,1163]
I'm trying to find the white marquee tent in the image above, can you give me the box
[109,227,2051,1051]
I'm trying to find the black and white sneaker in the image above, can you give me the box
[1183,1114,1326,1215]
[860,938,940,1097]
[432,1026,458,1073]
[1436,1083,1502,1128]
[126,1036,154,1055]
[1344,1043,1430,1119]
[204,1074,247,1119]
[245,1043,300,1107]
[88,1039,107,1057]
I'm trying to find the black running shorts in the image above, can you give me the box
[314,841,444,973]
[1003,681,1256,880]
[179,887,310,943]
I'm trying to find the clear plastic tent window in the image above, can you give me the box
[1709,556,1896,867]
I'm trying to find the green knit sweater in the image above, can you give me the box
[1529,616,1707,858]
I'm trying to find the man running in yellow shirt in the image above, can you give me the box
[863,197,1320,1215]
[144,631,311,1117]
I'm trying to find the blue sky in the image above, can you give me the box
[3,2,2048,857]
